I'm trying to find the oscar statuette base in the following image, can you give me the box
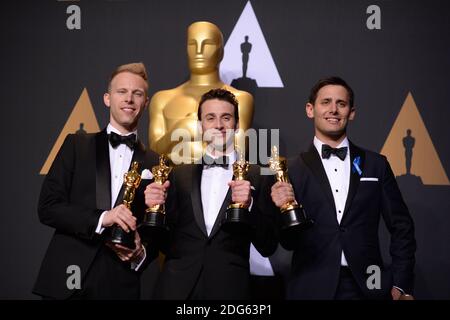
[280,205,313,247]
[222,207,251,235]
[107,225,136,249]
[139,211,169,245]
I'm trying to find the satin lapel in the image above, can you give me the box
[300,144,336,213]
[209,164,256,239]
[342,142,365,220]
[95,129,112,210]
[113,140,146,208]
[191,164,208,237]
[209,186,232,239]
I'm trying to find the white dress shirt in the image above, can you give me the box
[314,137,406,293]
[313,136,350,266]
[107,124,136,209]
[250,244,275,276]
[201,151,236,236]
[95,124,145,270]
[96,123,137,234]
[200,151,274,276]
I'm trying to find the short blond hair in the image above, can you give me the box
[108,62,149,91]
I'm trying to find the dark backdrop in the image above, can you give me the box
[1,0,449,299]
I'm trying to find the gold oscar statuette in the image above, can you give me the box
[141,155,172,231]
[107,161,142,249]
[122,161,142,209]
[222,149,251,234]
[269,146,312,232]
[148,21,254,164]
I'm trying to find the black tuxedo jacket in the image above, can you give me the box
[283,142,416,299]
[153,164,278,300]
[33,129,159,299]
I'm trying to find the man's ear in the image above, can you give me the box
[305,103,314,119]
[349,107,356,120]
[104,93,111,108]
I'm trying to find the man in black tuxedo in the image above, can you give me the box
[270,77,416,300]
[145,88,277,299]
[33,63,159,299]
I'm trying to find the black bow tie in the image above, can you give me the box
[321,144,348,161]
[109,132,137,149]
[202,154,229,168]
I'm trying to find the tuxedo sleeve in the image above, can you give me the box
[380,156,416,293]
[38,134,103,240]
[132,242,159,273]
[136,150,163,268]
[155,166,179,254]
[250,172,279,257]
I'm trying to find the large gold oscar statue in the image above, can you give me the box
[148,21,254,163]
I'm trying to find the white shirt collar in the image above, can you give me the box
[204,149,237,169]
[106,123,138,138]
[313,136,349,158]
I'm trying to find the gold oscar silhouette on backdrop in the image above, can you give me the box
[148,21,254,164]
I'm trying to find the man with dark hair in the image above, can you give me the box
[145,88,277,299]
[197,88,240,122]
[270,76,416,300]
[33,63,160,299]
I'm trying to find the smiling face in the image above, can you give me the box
[104,71,149,134]
[200,98,237,154]
[306,84,355,145]
[187,21,223,75]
